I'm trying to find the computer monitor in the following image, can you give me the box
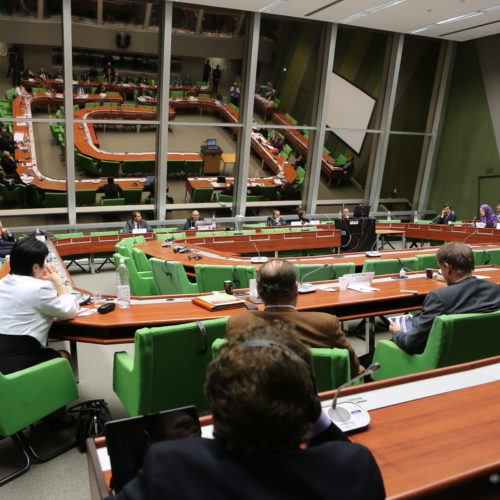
[206,138,217,146]
[354,205,371,218]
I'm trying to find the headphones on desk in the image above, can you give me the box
[243,339,321,422]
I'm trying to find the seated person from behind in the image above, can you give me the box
[389,242,500,354]
[97,177,123,199]
[227,259,364,376]
[270,132,284,152]
[0,237,78,375]
[267,209,286,226]
[24,68,36,79]
[435,204,456,225]
[53,67,64,80]
[479,204,497,227]
[123,211,152,233]
[297,210,310,224]
[294,152,306,168]
[179,209,204,230]
[0,170,17,190]
[109,322,384,500]
[1,150,18,176]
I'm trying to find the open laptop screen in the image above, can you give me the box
[104,405,200,492]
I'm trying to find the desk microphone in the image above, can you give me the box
[327,363,381,432]
[250,240,268,263]
[298,264,329,293]
[469,217,477,228]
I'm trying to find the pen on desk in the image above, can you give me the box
[400,290,419,294]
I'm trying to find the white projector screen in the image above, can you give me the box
[326,73,376,154]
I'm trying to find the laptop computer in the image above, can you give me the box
[104,405,201,493]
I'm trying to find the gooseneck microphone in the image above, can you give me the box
[328,363,381,430]
[298,264,329,293]
[250,240,268,263]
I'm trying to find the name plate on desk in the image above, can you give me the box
[132,228,147,234]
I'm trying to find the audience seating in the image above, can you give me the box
[131,247,151,272]
[372,311,500,380]
[112,253,158,296]
[211,339,351,392]
[167,159,185,177]
[190,187,213,203]
[113,318,228,415]
[99,160,121,177]
[75,190,96,206]
[100,198,125,206]
[362,257,418,275]
[415,253,438,270]
[44,192,67,208]
[0,358,78,486]
[123,189,143,204]
[195,264,256,292]
[150,258,199,295]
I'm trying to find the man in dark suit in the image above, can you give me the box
[227,259,364,376]
[389,242,500,354]
[1,151,18,176]
[434,204,457,225]
[97,177,123,199]
[123,211,152,233]
[108,322,384,500]
[179,209,204,230]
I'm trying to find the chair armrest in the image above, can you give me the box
[138,271,153,279]
[372,340,427,380]
[113,351,140,416]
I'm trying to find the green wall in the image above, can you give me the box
[430,42,500,218]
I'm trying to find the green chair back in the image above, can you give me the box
[131,247,151,272]
[120,235,146,249]
[362,257,418,275]
[155,232,186,240]
[150,258,199,295]
[373,311,500,380]
[194,264,256,292]
[415,253,438,270]
[113,318,228,415]
[211,339,351,392]
[99,160,121,177]
[123,189,143,204]
[0,358,78,437]
[100,198,125,206]
[167,159,185,177]
[481,248,500,265]
[191,188,213,203]
[473,249,497,266]
[45,192,67,208]
[54,232,84,239]
[112,253,158,296]
[295,263,355,282]
[75,190,96,206]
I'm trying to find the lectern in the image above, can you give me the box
[200,143,223,174]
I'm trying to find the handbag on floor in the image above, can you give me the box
[68,399,112,452]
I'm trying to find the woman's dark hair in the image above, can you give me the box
[9,237,48,276]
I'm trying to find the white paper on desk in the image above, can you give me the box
[14,132,24,142]
[347,283,380,292]
[77,308,97,316]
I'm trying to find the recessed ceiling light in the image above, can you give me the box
[436,12,483,25]
[340,0,407,24]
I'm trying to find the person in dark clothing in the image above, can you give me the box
[297,210,310,224]
[97,177,123,199]
[0,171,17,190]
[212,65,222,94]
[1,151,18,176]
[107,321,384,500]
[202,60,211,83]
[434,204,456,225]
[0,220,15,258]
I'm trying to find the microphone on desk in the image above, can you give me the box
[297,264,329,293]
[250,240,268,263]
[327,363,381,432]
[469,217,477,228]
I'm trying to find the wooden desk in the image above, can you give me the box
[376,228,406,250]
[86,356,500,500]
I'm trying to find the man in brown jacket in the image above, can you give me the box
[227,259,363,376]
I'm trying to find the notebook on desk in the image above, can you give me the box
[104,406,201,493]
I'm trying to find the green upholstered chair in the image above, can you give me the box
[100,198,125,206]
[155,232,186,240]
[131,247,151,272]
[472,249,500,266]
[195,264,256,293]
[0,184,23,205]
[362,257,418,275]
[54,232,84,239]
[190,187,213,203]
[112,253,158,296]
[99,160,121,177]
[211,339,351,392]
[4,88,16,100]
[150,258,199,295]
[372,311,500,381]
[295,263,355,282]
[123,189,143,204]
[262,227,289,233]
[113,318,228,415]
[44,192,67,208]
[75,189,96,206]
[75,153,99,176]
[415,253,438,270]
[0,358,78,485]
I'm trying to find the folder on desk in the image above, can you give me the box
[192,293,246,311]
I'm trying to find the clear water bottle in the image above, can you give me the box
[116,258,131,308]
[414,210,418,223]
[212,213,216,229]
[387,211,392,221]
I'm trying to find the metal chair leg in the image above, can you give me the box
[16,429,76,463]
[0,435,31,487]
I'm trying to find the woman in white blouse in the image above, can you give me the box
[0,237,79,374]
